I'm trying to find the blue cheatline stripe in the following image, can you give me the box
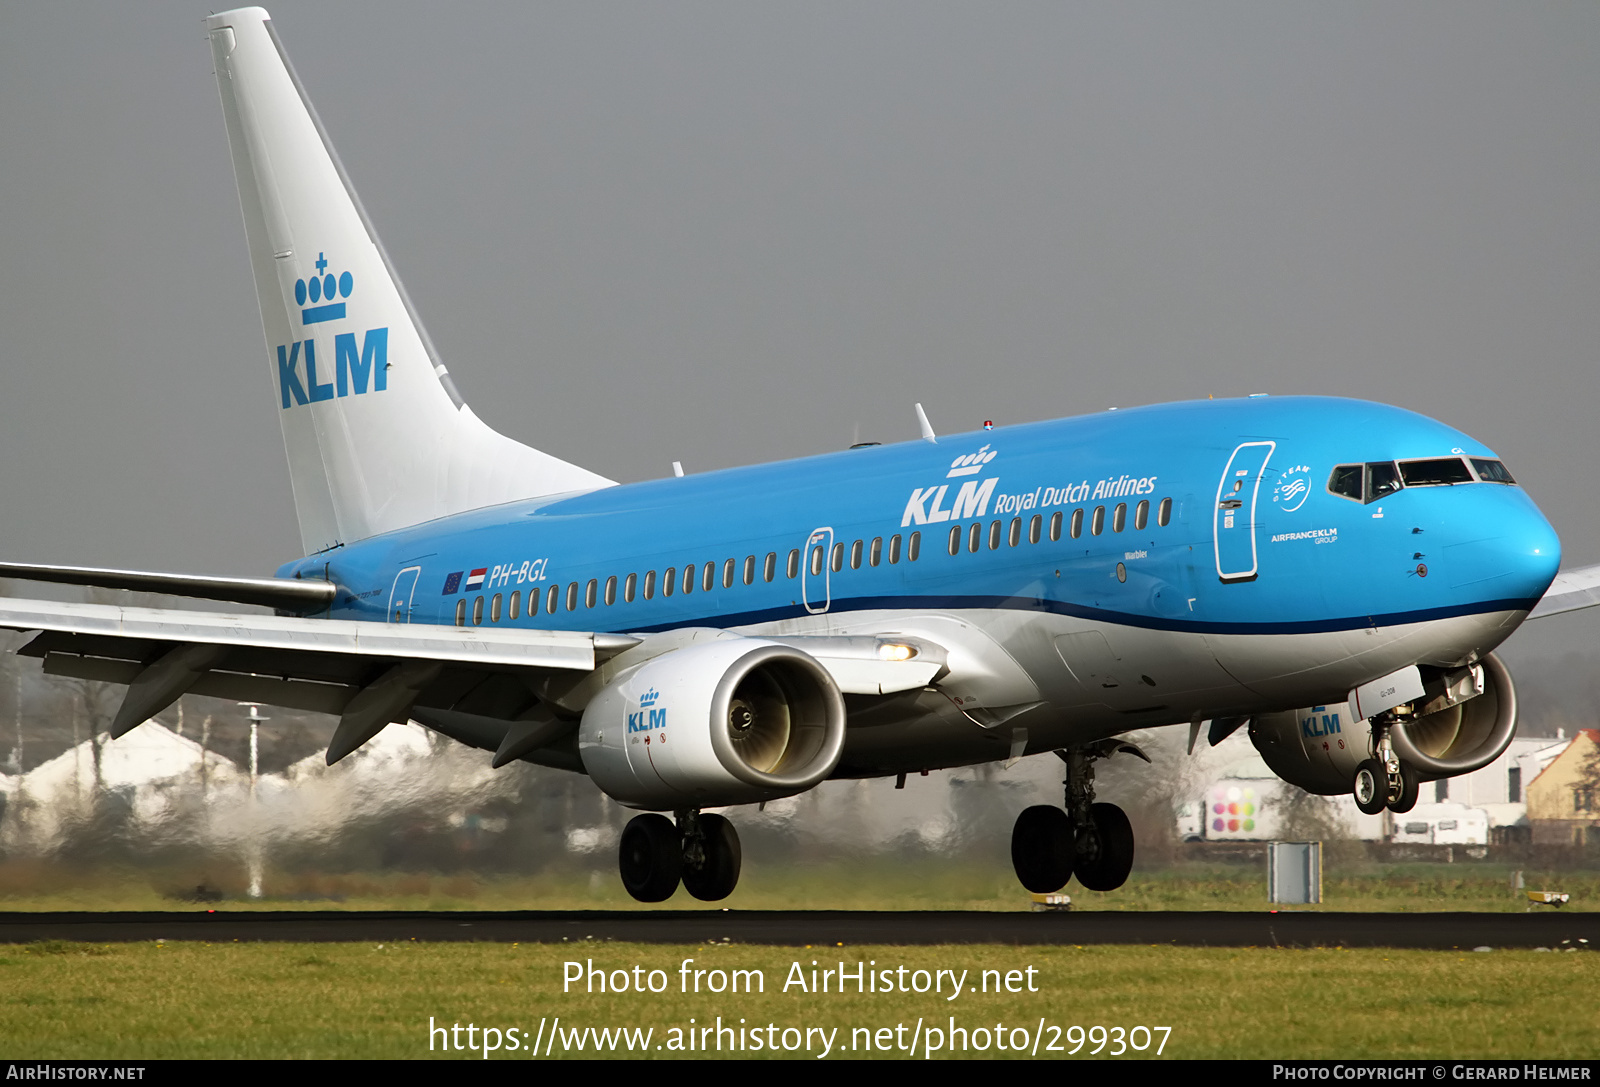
[301,303,346,325]
[612,593,1539,638]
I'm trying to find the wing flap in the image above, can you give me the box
[0,598,614,671]
[0,597,635,760]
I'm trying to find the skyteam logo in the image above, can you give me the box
[1272,463,1313,513]
[277,251,389,410]
[902,443,1000,527]
[627,689,667,734]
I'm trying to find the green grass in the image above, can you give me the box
[0,940,1593,1059]
[0,858,1591,913]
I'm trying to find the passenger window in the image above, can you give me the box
[703,562,715,592]
[1113,503,1126,533]
[1091,506,1105,535]
[909,531,921,560]
[850,539,863,569]
[831,543,844,572]
[744,556,756,585]
[1158,497,1172,527]
[889,535,902,564]
[869,537,882,567]
[682,565,694,594]
[664,566,677,597]
[491,593,502,622]
[643,570,656,600]
[948,525,962,556]
[988,520,1002,550]
[1134,500,1148,531]
[809,546,823,576]
[567,582,579,611]
[1328,464,1364,501]
[1029,514,1041,544]
[762,553,775,582]
[473,596,485,625]
[1367,462,1402,502]
[585,579,598,608]
[969,523,982,553]
[455,599,466,626]
[1008,518,1021,547]
[604,576,617,605]
[1050,511,1062,542]
[723,558,735,588]
[624,573,636,603]
[546,585,558,614]
[1070,508,1084,539]
[787,549,800,578]
[509,590,520,620]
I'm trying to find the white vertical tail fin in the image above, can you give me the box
[204,8,613,554]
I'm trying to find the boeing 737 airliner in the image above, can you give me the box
[3,8,1597,902]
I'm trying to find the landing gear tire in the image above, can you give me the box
[619,813,682,902]
[1353,759,1388,816]
[1011,805,1073,893]
[1074,802,1135,892]
[682,813,742,902]
[1389,763,1420,814]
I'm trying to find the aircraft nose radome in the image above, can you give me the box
[1444,504,1560,604]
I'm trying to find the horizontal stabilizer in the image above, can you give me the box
[0,561,336,612]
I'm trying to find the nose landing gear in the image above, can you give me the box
[1352,737,1420,815]
[1009,740,1147,894]
[619,808,743,903]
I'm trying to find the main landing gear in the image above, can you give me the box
[1011,740,1146,894]
[619,809,742,903]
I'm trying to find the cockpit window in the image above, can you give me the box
[1399,457,1474,487]
[1471,458,1516,484]
[1367,462,1402,502]
[1328,464,1364,501]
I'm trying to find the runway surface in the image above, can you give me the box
[0,909,1595,949]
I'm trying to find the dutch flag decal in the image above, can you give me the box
[465,568,487,591]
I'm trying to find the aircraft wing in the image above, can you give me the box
[0,596,637,762]
[0,596,945,768]
[1527,562,1600,620]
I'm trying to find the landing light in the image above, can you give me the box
[877,643,917,662]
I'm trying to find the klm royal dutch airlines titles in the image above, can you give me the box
[0,7,1592,904]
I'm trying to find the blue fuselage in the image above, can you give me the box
[279,395,1559,769]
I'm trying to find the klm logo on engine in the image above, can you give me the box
[1301,707,1341,738]
[627,688,667,734]
[902,444,1000,527]
[277,252,389,409]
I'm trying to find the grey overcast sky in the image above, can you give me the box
[3,2,1599,659]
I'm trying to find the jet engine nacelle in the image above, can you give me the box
[578,638,847,810]
[1248,653,1517,794]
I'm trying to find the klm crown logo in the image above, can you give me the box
[947,444,998,478]
[628,689,667,734]
[295,252,354,326]
[277,250,388,411]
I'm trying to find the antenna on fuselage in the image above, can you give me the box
[914,403,937,444]
[672,461,685,478]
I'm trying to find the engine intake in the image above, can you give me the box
[1389,653,1517,777]
[1249,652,1517,794]
[579,639,846,809]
